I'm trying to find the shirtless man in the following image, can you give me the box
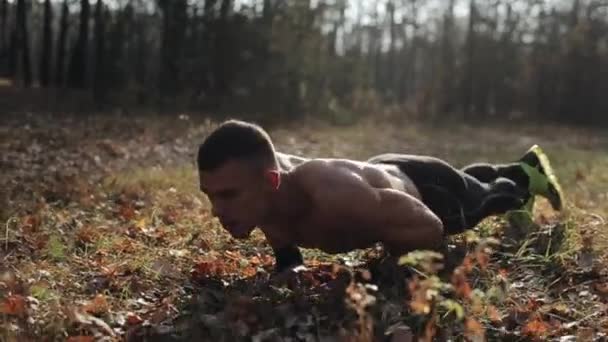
[197,120,563,272]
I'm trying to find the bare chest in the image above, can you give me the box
[271,208,379,254]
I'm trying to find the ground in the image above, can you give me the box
[1,113,607,341]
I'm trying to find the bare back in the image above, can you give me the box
[275,152,421,199]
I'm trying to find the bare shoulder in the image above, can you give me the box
[290,159,379,206]
[290,159,339,185]
[290,158,364,186]
[275,152,310,171]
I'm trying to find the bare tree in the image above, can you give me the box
[14,0,32,86]
[1,0,7,55]
[68,0,90,88]
[39,0,53,87]
[93,0,105,100]
[462,0,477,116]
[55,0,68,86]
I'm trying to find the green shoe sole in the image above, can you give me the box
[522,145,564,211]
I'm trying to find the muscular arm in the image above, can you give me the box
[375,188,444,256]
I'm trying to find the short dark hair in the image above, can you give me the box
[197,120,277,171]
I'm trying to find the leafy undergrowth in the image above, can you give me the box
[1,114,607,341]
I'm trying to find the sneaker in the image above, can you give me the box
[519,145,564,211]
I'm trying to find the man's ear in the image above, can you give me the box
[265,169,281,190]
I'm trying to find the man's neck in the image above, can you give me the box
[263,170,309,227]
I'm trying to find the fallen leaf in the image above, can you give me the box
[151,258,181,279]
[0,295,27,317]
[451,268,472,299]
[75,226,99,244]
[488,305,502,323]
[83,294,109,316]
[577,327,594,341]
[522,315,549,337]
[461,255,474,273]
[69,309,115,337]
[118,204,136,221]
[0,270,21,293]
[126,312,143,326]
[242,266,257,278]
[465,318,485,339]
[593,282,608,296]
[475,248,490,270]
[498,268,508,279]
[161,209,178,225]
[21,214,41,233]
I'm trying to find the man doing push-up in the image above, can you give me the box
[197,120,563,272]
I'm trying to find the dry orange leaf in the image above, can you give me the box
[242,266,257,278]
[522,316,549,337]
[249,255,261,266]
[118,204,136,221]
[451,268,472,299]
[21,214,41,232]
[0,295,27,317]
[465,318,485,338]
[75,226,99,244]
[83,294,109,315]
[487,305,502,323]
[475,249,490,270]
[461,255,474,273]
[126,312,143,326]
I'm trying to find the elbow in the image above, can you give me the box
[426,217,444,250]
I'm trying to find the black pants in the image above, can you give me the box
[367,153,531,235]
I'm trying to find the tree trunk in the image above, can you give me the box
[408,0,418,99]
[213,0,232,100]
[438,0,455,114]
[1,0,7,54]
[68,0,90,88]
[159,0,187,97]
[55,0,68,86]
[39,0,52,87]
[16,0,32,86]
[462,0,476,117]
[93,0,105,101]
[387,0,396,100]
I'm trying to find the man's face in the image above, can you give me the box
[199,159,274,239]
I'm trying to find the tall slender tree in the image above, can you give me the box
[55,0,69,86]
[39,0,53,87]
[93,0,105,100]
[462,0,477,116]
[0,0,7,54]
[15,0,32,86]
[68,0,90,88]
